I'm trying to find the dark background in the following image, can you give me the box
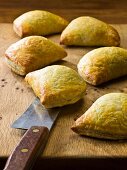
[0,0,127,23]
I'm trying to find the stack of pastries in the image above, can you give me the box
[5,10,127,140]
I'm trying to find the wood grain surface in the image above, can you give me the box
[1,24,127,162]
[0,0,127,23]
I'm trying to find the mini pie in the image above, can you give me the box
[13,10,69,37]
[5,36,67,76]
[60,16,120,47]
[72,93,127,140]
[25,65,86,108]
[78,47,127,85]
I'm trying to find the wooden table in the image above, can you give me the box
[1,1,127,169]
[0,0,127,23]
[1,23,127,170]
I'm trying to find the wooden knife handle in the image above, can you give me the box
[4,126,49,170]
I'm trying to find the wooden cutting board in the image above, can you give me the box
[1,23,127,160]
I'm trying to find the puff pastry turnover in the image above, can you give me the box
[13,10,69,37]
[78,47,127,85]
[72,93,127,140]
[25,65,86,108]
[60,16,120,46]
[5,36,67,75]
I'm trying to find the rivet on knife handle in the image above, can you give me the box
[4,126,49,170]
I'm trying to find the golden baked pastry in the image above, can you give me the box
[60,16,120,46]
[72,93,127,140]
[13,10,69,37]
[5,36,67,76]
[78,47,127,85]
[25,65,86,108]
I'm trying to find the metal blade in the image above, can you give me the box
[12,98,60,130]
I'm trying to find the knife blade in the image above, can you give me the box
[4,98,60,170]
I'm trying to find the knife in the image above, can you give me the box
[4,97,60,170]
